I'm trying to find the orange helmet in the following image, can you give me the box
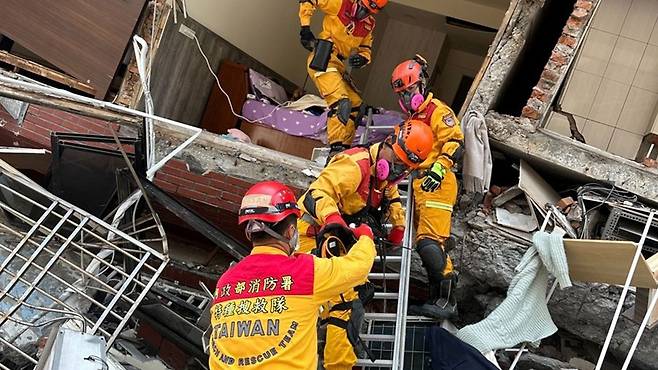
[391,55,428,93]
[238,181,300,225]
[361,0,387,14]
[391,120,433,168]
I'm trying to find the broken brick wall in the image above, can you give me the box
[0,103,273,247]
[522,0,599,120]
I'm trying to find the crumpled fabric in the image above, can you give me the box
[456,231,572,353]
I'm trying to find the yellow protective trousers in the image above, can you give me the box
[307,53,362,147]
[298,220,358,370]
[413,170,458,276]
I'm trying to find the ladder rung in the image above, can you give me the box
[375,255,401,263]
[355,359,393,367]
[368,273,400,280]
[373,292,398,299]
[361,333,395,341]
[364,312,436,322]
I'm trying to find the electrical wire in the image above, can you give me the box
[576,183,639,238]
[192,34,297,124]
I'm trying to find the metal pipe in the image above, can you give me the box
[0,336,39,365]
[0,215,85,326]
[0,209,144,293]
[0,182,159,265]
[392,173,415,369]
[0,208,73,305]
[0,162,166,260]
[91,252,150,334]
[0,201,58,274]
[107,259,166,347]
[595,212,654,369]
[619,211,656,370]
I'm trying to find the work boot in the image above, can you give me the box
[414,275,458,320]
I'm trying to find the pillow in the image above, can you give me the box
[248,69,288,105]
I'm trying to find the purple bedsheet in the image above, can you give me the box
[242,99,404,145]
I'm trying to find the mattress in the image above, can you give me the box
[241,99,403,145]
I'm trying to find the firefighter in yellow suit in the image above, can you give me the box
[209,181,375,370]
[298,0,388,159]
[297,120,434,369]
[391,56,465,320]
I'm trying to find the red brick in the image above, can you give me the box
[153,179,179,194]
[541,69,560,83]
[220,190,243,204]
[575,0,593,10]
[559,34,577,48]
[566,16,584,30]
[22,123,55,139]
[161,166,204,182]
[521,106,541,120]
[18,129,50,147]
[557,197,575,210]
[176,187,207,203]
[225,175,255,189]
[572,7,589,18]
[189,181,222,197]
[157,172,196,189]
[531,87,549,102]
[550,51,568,66]
[163,159,189,171]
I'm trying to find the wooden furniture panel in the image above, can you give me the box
[0,0,146,98]
[200,61,248,134]
[564,239,658,289]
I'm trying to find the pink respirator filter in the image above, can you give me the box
[376,159,389,180]
[399,93,425,113]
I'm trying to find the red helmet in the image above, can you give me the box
[391,120,433,168]
[391,55,428,93]
[238,181,300,224]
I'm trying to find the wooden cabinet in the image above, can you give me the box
[200,61,249,135]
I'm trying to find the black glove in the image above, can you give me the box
[300,26,316,51]
[348,54,369,68]
[420,162,446,192]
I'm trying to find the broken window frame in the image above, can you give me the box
[0,158,168,367]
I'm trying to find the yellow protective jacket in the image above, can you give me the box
[299,0,374,62]
[410,93,465,171]
[209,238,375,370]
[298,145,405,228]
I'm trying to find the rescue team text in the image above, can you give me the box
[211,321,299,366]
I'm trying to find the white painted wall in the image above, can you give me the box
[187,0,315,87]
[361,18,446,110]
[186,0,504,88]
[432,48,484,107]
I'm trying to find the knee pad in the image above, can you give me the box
[329,98,352,125]
[416,238,447,284]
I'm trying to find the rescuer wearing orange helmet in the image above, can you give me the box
[209,181,376,370]
[297,119,434,369]
[298,0,388,161]
[390,55,465,320]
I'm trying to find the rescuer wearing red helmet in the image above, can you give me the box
[298,0,388,161]
[209,181,376,370]
[390,55,465,320]
[297,120,433,369]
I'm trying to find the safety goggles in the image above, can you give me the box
[391,130,423,165]
[367,0,383,12]
[239,202,299,217]
[353,3,371,20]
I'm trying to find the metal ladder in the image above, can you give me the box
[353,115,432,369]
